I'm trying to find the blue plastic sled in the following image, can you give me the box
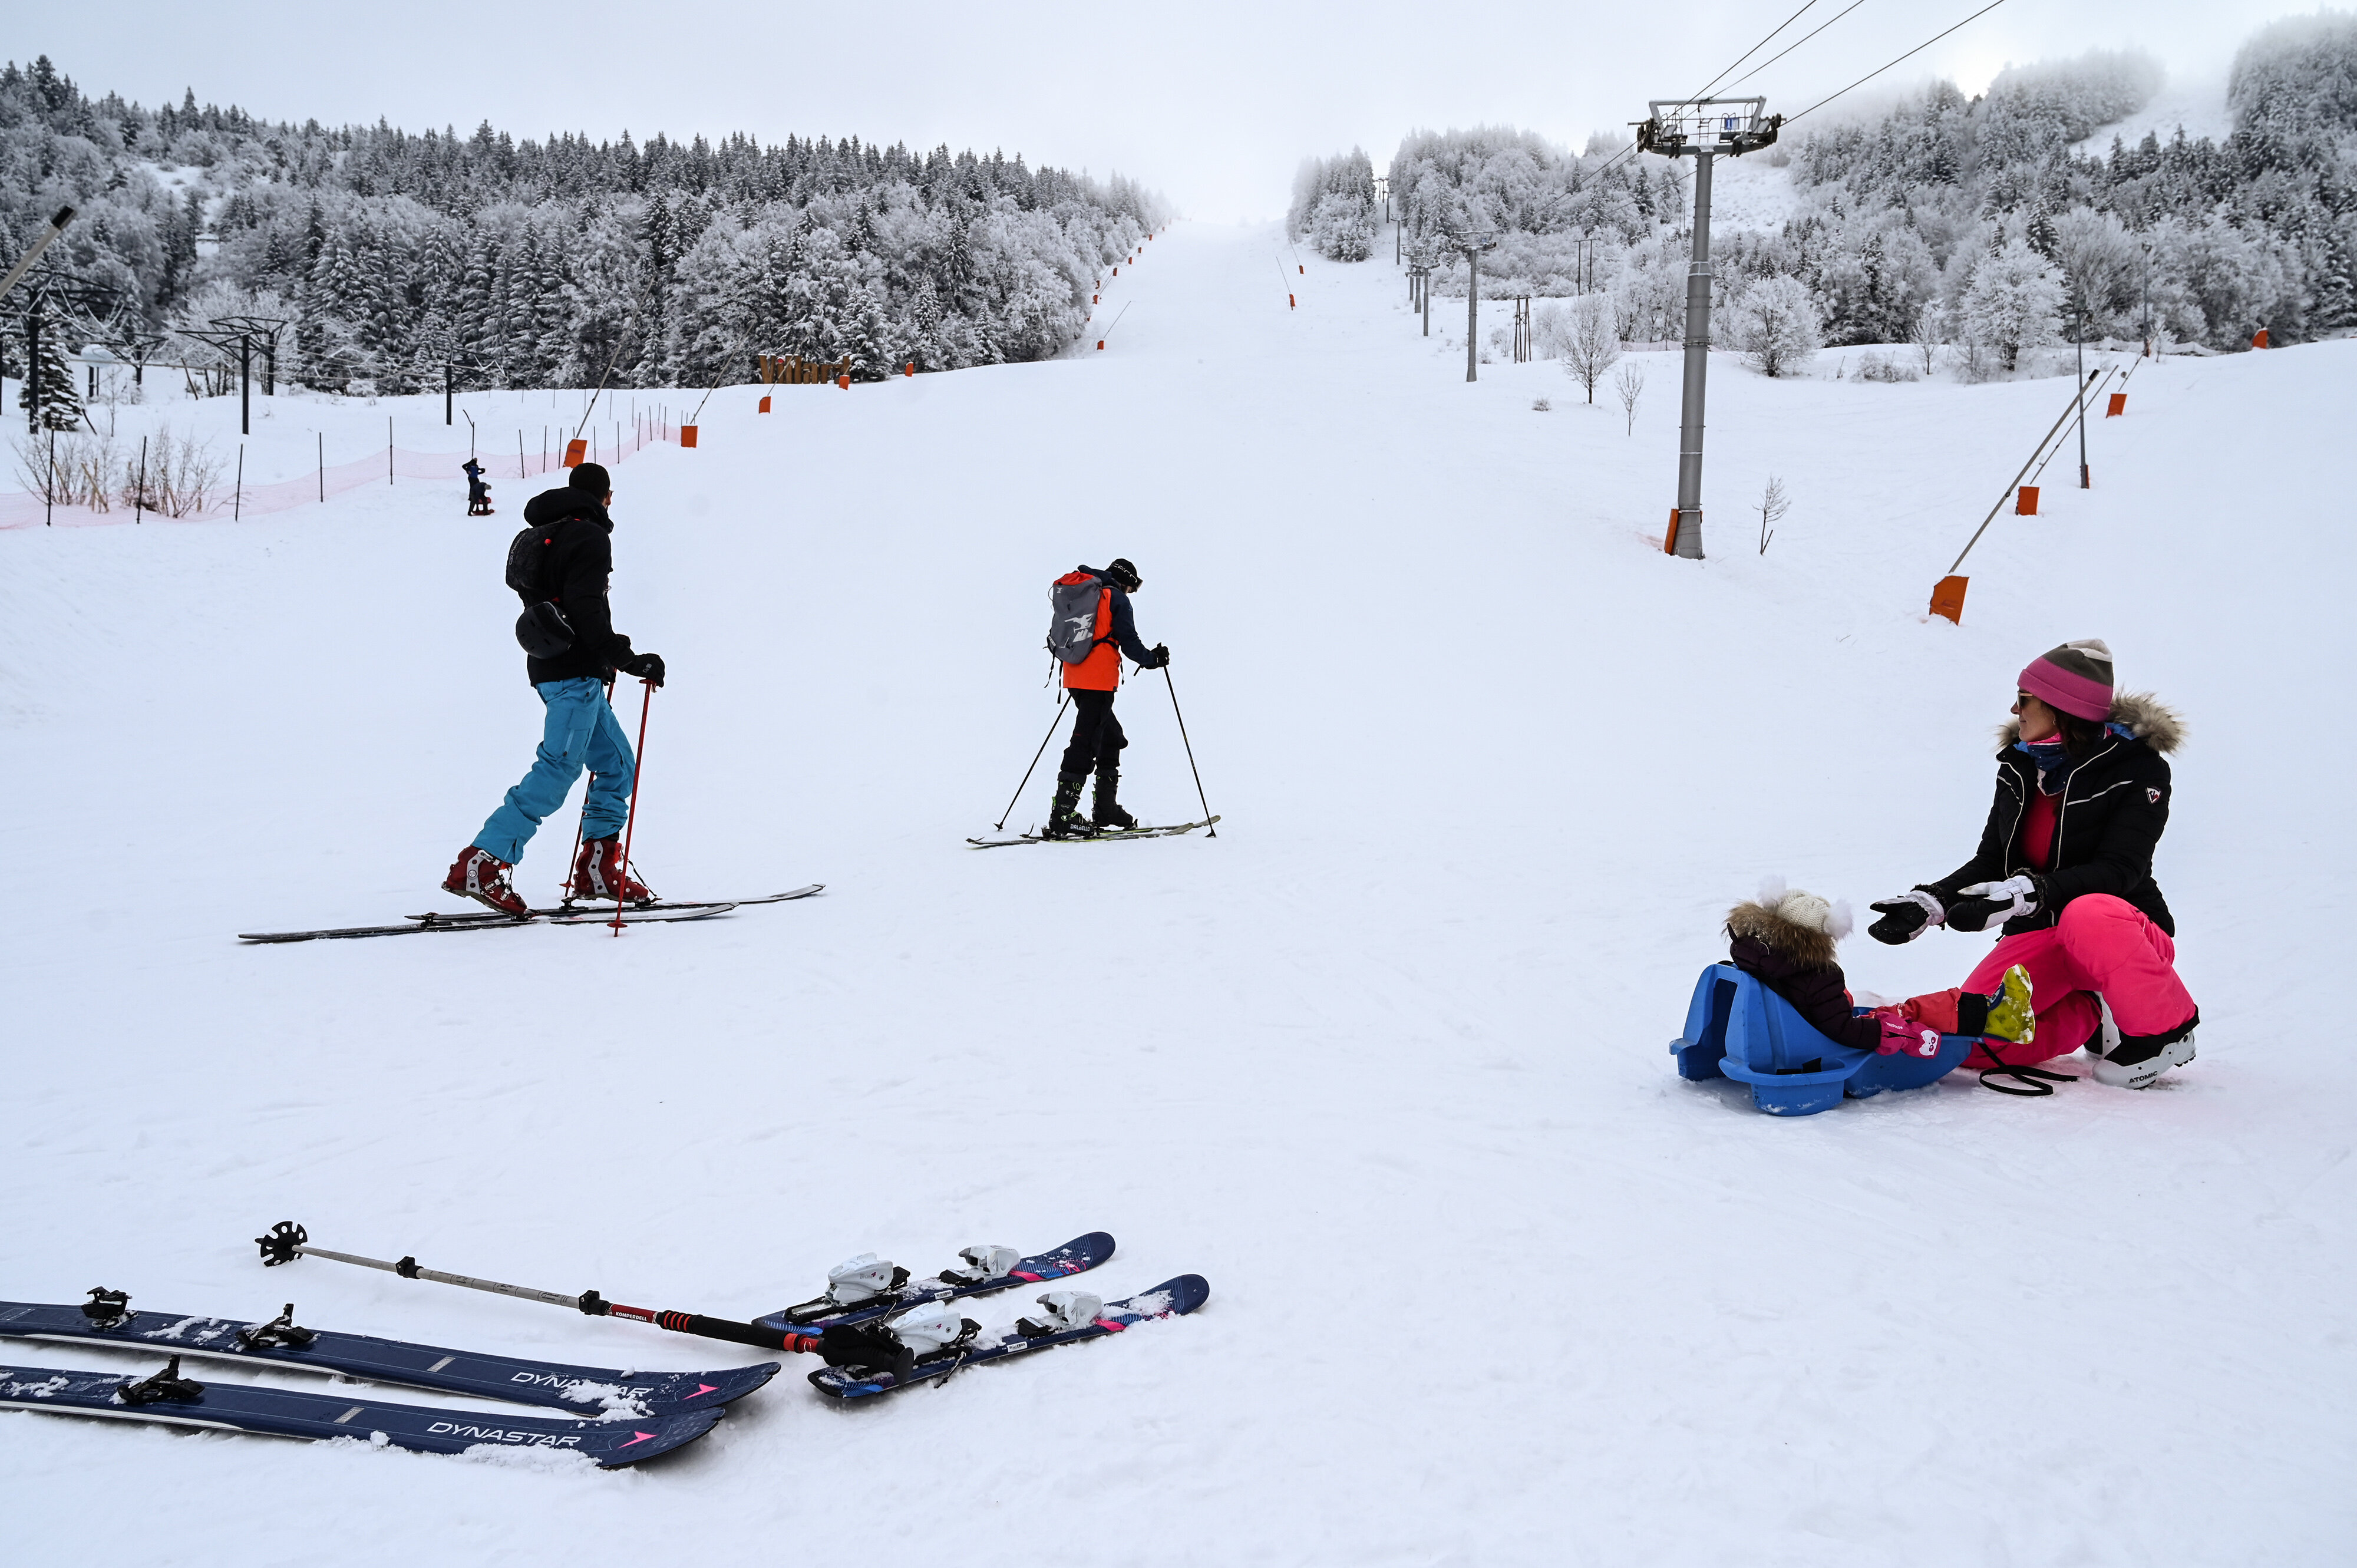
[1669,963,1975,1116]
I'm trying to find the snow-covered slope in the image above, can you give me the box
[4,225,2352,1565]
[2072,72,2235,154]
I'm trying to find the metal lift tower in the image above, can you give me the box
[1638,97,1780,559]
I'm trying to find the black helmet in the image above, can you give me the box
[1104,557,1141,591]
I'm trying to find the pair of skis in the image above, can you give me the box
[0,1293,755,1468]
[237,884,823,943]
[967,817,1219,850]
[250,1223,1203,1400]
[0,1229,1206,1465]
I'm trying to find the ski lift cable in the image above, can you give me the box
[1782,0,2011,126]
[1680,0,1827,109]
[1722,0,1870,93]
[1582,0,1828,184]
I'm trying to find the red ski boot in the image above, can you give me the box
[443,847,529,916]
[569,837,656,903]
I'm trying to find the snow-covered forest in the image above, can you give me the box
[0,56,1166,408]
[1286,150,1379,261]
[1383,16,2357,361]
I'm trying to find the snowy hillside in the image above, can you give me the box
[4,224,2353,1565]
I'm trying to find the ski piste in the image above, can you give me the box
[966,817,1219,850]
[0,1355,721,1467]
[0,1296,776,1418]
[237,883,823,943]
[753,1232,1117,1333]
[809,1273,1210,1400]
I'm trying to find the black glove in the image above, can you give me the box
[1867,889,1944,946]
[622,651,665,688]
[1140,643,1170,669]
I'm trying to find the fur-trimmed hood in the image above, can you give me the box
[1725,898,1842,969]
[1996,690,2184,755]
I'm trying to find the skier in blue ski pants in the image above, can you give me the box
[444,462,664,915]
[472,678,633,866]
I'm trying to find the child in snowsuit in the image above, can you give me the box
[1727,880,2034,1059]
[463,458,494,516]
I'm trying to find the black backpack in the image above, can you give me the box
[505,522,575,658]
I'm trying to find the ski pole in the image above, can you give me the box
[1163,665,1216,837]
[254,1222,819,1354]
[0,206,74,305]
[610,678,654,935]
[996,692,1069,831]
[562,676,618,902]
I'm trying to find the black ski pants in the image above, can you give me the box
[1058,688,1127,779]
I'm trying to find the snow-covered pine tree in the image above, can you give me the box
[25,302,85,431]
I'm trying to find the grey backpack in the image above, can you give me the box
[1046,569,1110,665]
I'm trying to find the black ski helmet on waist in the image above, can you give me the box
[1104,557,1141,592]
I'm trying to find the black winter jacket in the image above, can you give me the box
[1727,930,1880,1053]
[1923,694,2183,938]
[518,487,636,685]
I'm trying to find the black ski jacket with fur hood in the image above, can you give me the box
[1923,692,2183,938]
[1725,899,1880,1053]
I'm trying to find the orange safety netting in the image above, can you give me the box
[1,420,659,530]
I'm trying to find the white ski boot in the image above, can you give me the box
[2093,1027,2197,1089]
[1016,1290,1105,1338]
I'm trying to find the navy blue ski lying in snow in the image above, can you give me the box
[0,1356,722,1467]
[0,1298,776,1418]
[809,1273,1210,1401]
[754,1232,1117,1333]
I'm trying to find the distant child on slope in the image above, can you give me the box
[1725,879,2034,1058]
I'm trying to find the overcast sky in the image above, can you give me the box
[24,1,2320,216]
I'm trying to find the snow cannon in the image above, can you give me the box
[1668,964,1974,1116]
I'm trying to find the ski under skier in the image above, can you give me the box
[462,457,494,516]
[1045,559,1167,839]
[1864,639,2197,1089]
[443,462,666,915]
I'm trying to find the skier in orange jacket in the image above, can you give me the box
[1047,558,1166,837]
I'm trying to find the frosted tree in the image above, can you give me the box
[1289,150,1379,262]
[1612,360,1645,434]
[1558,292,1621,402]
[2049,207,2140,331]
[1729,276,1821,378]
[1960,238,2064,372]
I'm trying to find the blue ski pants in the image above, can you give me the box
[472,678,634,865]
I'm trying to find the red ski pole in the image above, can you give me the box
[610,679,654,935]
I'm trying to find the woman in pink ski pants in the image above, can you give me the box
[1864,640,2199,1091]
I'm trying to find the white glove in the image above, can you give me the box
[1957,875,2041,924]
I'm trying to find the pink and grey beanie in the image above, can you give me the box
[2019,638,2115,721]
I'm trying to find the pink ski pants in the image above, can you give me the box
[1900,894,2197,1068]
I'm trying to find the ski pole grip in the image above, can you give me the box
[654,1309,793,1351]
